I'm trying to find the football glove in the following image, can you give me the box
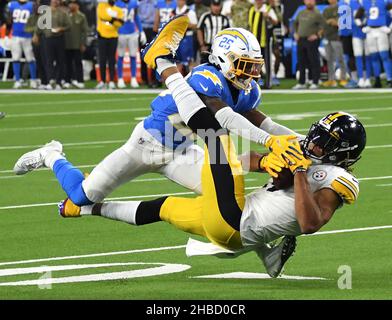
[259,152,287,178]
[283,145,312,175]
[265,135,304,165]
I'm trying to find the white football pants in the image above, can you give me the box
[81,121,204,203]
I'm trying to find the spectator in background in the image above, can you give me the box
[116,0,146,89]
[230,0,252,29]
[292,0,323,90]
[322,0,347,88]
[173,0,198,75]
[197,0,230,64]
[64,0,88,89]
[269,0,284,86]
[248,0,278,88]
[139,0,158,87]
[153,0,176,33]
[5,0,37,89]
[338,0,356,88]
[96,0,124,90]
[36,0,71,90]
[193,0,209,19]
[26,0,48,89]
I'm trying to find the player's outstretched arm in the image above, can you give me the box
[242,109,305,140]
[197,94,303,164]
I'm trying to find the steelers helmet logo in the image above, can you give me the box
[312,170,327,181]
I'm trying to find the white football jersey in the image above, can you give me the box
[240,164,360,247]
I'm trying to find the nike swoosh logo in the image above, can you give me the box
[199,82,209,92]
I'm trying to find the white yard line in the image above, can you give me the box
[0,97,152,108]
[0,224,390,267]
[0,122,133,132]
[0,175,391,210]
[1,88,392,94]
[1,121,391,133]
[6,108,150,118]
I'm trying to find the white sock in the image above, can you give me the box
[165,73,206,124]
[156,58,176,75]
[45,152,65,170]
[80,204,94,216]
[99,201,141,225]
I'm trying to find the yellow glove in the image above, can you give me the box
[285,150,312,174]
[259,152,288,178]
[265,135,304,165]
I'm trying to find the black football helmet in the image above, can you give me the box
[303,112,366,168]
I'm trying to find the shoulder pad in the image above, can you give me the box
[330,172,360,204]
[188,68,224,98]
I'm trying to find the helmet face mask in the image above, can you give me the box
[210,28,264,91]
[303,112,366,168]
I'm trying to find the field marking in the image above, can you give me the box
[0,122,133,132]
[3,97,392,119]
[1,120,390,134]
[0,262,191,286]
[6,108,150,118]
[0,97,151,108]
[1,121,391,133]
[191,272,328,281]
[0,140,125,151]
[0,225,390,267]
[376,183,392,187]
[0,174,391,210]
[1,88,392,94]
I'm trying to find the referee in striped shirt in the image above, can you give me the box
[197,0,230,63]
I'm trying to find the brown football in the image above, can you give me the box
[272,167,294,190]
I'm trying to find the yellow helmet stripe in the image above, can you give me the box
[217,29,249,49]
[324,112,346,125]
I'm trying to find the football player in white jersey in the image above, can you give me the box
[13,16,301,218]
[14,16,366,278]
[76,111,365,278]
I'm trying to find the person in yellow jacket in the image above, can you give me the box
[96,0,124,89]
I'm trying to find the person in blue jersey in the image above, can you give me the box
[13,22,300,220]
[356,0,392,87]
[171,0,198,76]
[352,0,373,88]
[153,0,177,33]
[338,0,358,87]
[115,0,146,88]
[5,0,37,89]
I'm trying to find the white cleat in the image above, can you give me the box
[108,81,116,90]
[256,236,297,278]
[95,81,106,90]
[62,82,71,89]
[13,140,63,175]
[13,81,22,89]
[30,80,38,89]
[364,78,372,88]
[358,78,365,88]
[309,83,319,90]
[117,78,126,89]
[72,80,85,89]
[292,83,307,90]
[130,77,139,88]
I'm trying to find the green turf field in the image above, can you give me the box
[0,91,391,300]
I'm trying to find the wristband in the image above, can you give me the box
[293,166,307,175]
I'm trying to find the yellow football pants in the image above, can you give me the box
[159,134,245,250]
